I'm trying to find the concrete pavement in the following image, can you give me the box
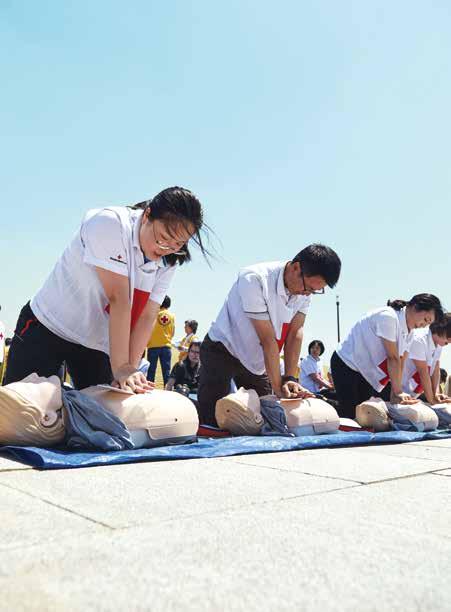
[1,439,450,611]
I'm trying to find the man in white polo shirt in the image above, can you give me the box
[197,244,342,425]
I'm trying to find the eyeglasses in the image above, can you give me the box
[151,221,187,256]
[301,270,325,295]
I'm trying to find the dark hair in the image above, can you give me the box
[189,341,201,351]
[430,312,451,338]
[130,186,212,266]
[292,244,341,288]
[440,368,448,384]
[308,340,325,356]
[5,337,12,347]
[387,294,444,322]
[161,295,171,309]
[185,319,198,334]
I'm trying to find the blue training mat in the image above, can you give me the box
[2,428,451,470]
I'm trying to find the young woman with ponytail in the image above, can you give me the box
[330,294,444,418]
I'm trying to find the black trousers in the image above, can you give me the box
[330,351,391,419]
[197,334,272,426]
[3,302,113,390]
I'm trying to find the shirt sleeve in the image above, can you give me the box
[297,295,311,315]
[301,356,318,377]
[150,264,177,305]
[408,336,427,362]
[374,311,397,343]
[81,209,129,277]
[237,271,270,321]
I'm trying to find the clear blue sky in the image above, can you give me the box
[1,0,450,371]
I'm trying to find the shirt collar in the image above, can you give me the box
[277,262,290,299]
[132,209,166,269]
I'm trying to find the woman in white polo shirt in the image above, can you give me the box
[330,294,444,418]
[402,313,451,405]
[300,340,335,395]
[4,187,210,393]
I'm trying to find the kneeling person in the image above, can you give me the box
[197,244,341,425]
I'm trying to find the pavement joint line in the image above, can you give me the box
[219,458,451,487]
[0,467,34,473]
[0,482,115,530]
[223,459,365,484]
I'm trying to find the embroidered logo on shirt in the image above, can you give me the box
[159,313,171,326]
[109,255,127,265]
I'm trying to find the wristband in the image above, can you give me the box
[281,375,297,384]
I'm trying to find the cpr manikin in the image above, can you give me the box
[81,386,198,446]
[215,387,340,436]
[0,375,198,448]
[0,373,65,446]
[355,397,439,432]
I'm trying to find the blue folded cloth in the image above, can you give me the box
[259,397,294,437]
[62,389,134,451]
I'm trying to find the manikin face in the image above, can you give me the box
[7,373,63,415]
[0,374,65,446]
[406,308,435,331]
[139,211,194,261]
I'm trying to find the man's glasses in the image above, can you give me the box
[151,221,187,256]
[301,271,325,295]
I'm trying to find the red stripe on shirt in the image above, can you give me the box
[412,370,423,394]
[276,322,290,352]
[378,358,390,387]
[105,288,150,330]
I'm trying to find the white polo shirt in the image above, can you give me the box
[337,306,412,392]
[300,354,323,393]
[209,261,311,375]
[31,207,176,355]
[402,329,442,396]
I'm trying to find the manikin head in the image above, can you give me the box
[0,373,65,446]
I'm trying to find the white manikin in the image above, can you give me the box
[0,375,199,448]
[356,397,439,432]
[215,387,340,436]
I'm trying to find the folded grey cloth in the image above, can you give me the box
[259,397,294,437]
[62,389,134,451]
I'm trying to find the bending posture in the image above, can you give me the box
[403,313,451,405]
[331,294,444,418]
[4,187,209,393]
[300,340,334,395]
[198,244,342,425]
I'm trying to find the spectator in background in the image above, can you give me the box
[174,319,198,363]
[166,341,201,394]
[146,295,175,385]
[300,340,334,395]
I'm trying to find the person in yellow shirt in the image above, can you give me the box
[0,338,11,385]
[173,319,198,363]
[146,296,175,385]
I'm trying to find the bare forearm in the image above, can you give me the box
[284,331,303,377]
[262,340,283,396]
[387,356,403,395]
[108,299,132,373]
[431,366,440,399]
